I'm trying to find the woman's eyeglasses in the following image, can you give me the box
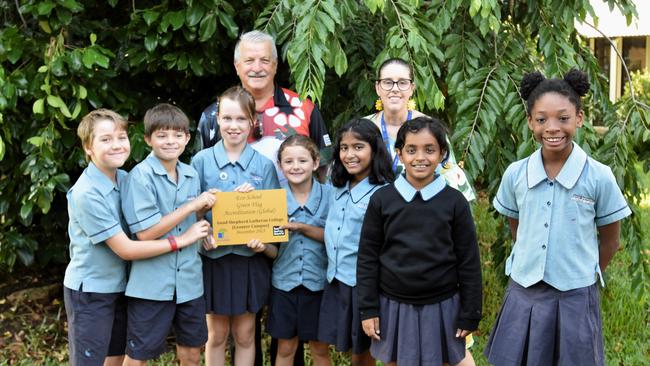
[377,79,412,91]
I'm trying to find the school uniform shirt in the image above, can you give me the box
[191,141,280,259]
[121,154,203,303]
[64,162,128,293]
[324,177,383,287]
[272,180,331,292]
[493,143,632,291]
[357,174,482,330]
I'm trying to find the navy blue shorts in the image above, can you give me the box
[126,296,208,360]
[64,286,127,366]
[267,286,323,341]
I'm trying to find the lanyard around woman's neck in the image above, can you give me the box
[381,110,412,173]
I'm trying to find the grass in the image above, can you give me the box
[1,188,648,365]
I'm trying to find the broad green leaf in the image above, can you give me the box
[199,12,217,42]
[219,14,239,39]
[90,33,97,45]
[27,136,44,147]
[186,5,206,27]
[334,48,348,77]
[38,20,52,34]
[189,56,204,76]
[60,0,83,11]
[142,9,160,26]
[59,102,72,118]
[177,54,188,70]
[20,202,33,221]
[37,1,56,15]
[144,34,158,52]
[37,191,52,213]
[37,65,48,73]
[71,103,82,119]
[170,10,186,30]
[32,98,45,114]
[46,95,64,108]
[78,85,87,99]
[82,48,99,68]
[469,0,481,17]
[93,51,110,68]
[364,0,385,14]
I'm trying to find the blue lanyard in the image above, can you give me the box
[381,111,412,173]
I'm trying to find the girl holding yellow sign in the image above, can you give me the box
[267,135,332,366]
[191,86,280,366]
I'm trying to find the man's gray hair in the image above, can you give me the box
[233,30,278,62]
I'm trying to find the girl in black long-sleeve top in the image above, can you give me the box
[357,116,482,366]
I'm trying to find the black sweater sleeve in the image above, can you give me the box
[357,192,384,320]
[452,197,483,331]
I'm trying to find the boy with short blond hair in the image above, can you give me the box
[121,103,215,366]
[65,109,210,366]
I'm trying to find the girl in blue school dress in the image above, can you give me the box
[484,69,632,366]
[317,118,394,366]
[191,86,280,366]
[267,135,332,366]
[357,116,482,366]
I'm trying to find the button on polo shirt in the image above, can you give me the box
[494,143,632,290]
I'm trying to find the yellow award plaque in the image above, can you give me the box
[211,189,289,246]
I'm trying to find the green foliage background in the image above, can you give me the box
[0,0,648,293]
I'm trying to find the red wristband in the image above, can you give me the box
[167,236,178,252]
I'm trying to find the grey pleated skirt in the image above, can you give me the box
[370,293,466,365]
[201,253,271,316]
[484,280,604,366]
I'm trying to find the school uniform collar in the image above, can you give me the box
[334,177,376,203]
[212,140,255,170]
[86,162,118,196]
[527,142,587,189]
[286,179,323,216]
[145,153,196,186]
[394,173,446,202]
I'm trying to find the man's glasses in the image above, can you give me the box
[377,79,412,91]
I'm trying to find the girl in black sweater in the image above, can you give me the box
[357,116,482,366]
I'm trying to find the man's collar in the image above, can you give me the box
[273,84,290,107]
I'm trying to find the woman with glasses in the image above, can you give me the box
[363,58,477,366]
[365,58,475,202]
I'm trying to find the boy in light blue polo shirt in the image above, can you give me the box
[121,104,217,366]
[65,109,210,366]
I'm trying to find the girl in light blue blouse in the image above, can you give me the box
[191,86,280,366]
[484,70,632,366]
[317,118,394,366]
[268,135,331,366]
